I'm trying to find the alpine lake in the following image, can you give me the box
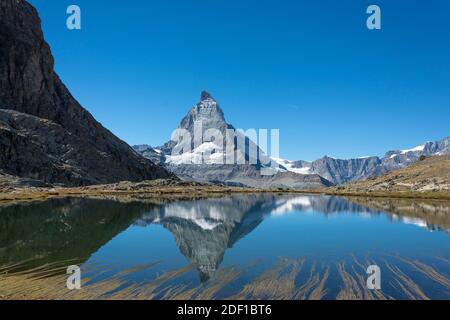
[0,194,449,300]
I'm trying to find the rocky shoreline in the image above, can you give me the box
[1,178,449,203]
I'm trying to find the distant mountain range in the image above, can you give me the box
[273,136,450,185]
[135,92,449,187]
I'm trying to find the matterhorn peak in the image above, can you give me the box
[200,90,215,101]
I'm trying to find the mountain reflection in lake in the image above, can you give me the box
[0,194,449,300]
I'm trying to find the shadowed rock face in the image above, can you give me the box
[0,0,172,186]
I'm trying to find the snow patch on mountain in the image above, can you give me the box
[272,157,312,175]
[166,142,226,165]
[389,144,426,159]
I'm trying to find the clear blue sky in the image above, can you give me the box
[29,0,450,160]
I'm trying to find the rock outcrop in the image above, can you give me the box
[0,0,172,186]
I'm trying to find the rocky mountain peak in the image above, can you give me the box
[200,90,215,101]
[196,91,223,115]
[178,91,228,133]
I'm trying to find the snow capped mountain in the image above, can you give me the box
[294,136,450,185]
[134,92,333,189]
[158,91,268,166]
[381,137,450,173]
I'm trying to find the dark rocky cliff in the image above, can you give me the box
[0,0,172,185]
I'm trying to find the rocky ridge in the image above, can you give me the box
[0,0,172,186]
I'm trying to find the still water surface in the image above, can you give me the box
[0,194,449,299]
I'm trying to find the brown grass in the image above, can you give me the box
[328,155,450,198]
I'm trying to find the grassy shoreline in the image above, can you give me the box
[1,183,449,203]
